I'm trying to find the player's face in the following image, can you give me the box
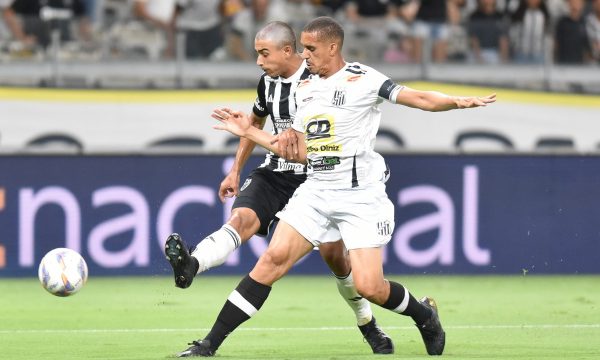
[255,39,288,78]
[300,31,329,76]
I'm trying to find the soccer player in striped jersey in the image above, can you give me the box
[165,21,393,356]
[207,16,496,356]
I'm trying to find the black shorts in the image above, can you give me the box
[232,167,307,236]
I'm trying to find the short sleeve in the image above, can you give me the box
[252,74,269,118]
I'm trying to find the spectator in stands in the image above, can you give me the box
[343,0,412,63]
[175,0,225,59]
[0,0,86,49]
[445,0,469,62]
[554,0,590,64]
[227,0,290,61]
[412,0,459,63]
[509,0,549,64]
[132,0,176,58]
[311,0,348,17]
[586,0,600,63]
[468,0,509,63]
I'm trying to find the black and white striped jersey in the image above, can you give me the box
[252,61,311,175]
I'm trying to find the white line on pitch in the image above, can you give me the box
[0,324,599,334]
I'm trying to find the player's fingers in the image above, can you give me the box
[212,109,228,120]
[211,113,225,122]
[292,138,298,156]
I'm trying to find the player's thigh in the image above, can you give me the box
[335,184,395,250]
[250,220,314,285]
[233,168,303,236]
[277,183,336,247]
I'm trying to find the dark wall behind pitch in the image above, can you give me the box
[0,154,598,276]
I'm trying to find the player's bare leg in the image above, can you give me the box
[319,241,394,354]
[249,221,314,285]
[349,248,446,355]
[177,221,312,357]
[165,207,260,289]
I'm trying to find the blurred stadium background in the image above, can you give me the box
[1,1,600,358]
[1,0,600,280]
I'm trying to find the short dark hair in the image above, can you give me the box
[302,16,344,48]
[255,21,297,52]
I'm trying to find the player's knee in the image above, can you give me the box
[353,278,387,304]
[252,248,290,283]
[228,208,260,241]
[261,248,288,268]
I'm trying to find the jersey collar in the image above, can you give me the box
[265,60,307,84]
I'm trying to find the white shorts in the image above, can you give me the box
[276,182,395,250]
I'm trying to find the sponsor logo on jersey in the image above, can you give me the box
[309,156,340,171]
[254,98,265,112]
[306,143,342,152]
[274,160,305,172]
[377,220,392,236]
[306,118,331,140]
[267,95,274,103]
[346,75,362,82]
[302,96,314,103]
[240,178,252,192]
[274,118,292,129]
[332,89,346,106]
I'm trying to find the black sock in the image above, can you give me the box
[204,275,271,350]
[381,280,432,325]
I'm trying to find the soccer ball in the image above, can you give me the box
[38,248,88,297]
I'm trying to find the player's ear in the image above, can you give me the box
[329,42,338,56]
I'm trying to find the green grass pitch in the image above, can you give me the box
[0,275,599,359]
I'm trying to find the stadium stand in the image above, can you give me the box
[23,133,84,154]
[375,128,405,153]
[454,130,514,152]
[535,136,576,152]
[146,135,205,153]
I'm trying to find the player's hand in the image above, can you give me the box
[272,129,300,161]
[218,171,240,203]
[455,93,496,109]
[212,108,252,137]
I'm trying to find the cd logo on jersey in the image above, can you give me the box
[240,178,252,192]
[306,119,331,140]
[332,89,346,106]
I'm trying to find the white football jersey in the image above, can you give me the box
[292,62,402,189]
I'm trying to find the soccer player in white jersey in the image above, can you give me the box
[185,16,496,357]
[165,21,393,357]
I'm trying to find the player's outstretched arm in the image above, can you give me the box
[395,87,496,112]
[212,107,280,155]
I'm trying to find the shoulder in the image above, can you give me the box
[256,73,268,91]
[343,62,389,87]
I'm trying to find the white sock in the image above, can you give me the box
[191,224,241,274]
[335,271,373,326]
